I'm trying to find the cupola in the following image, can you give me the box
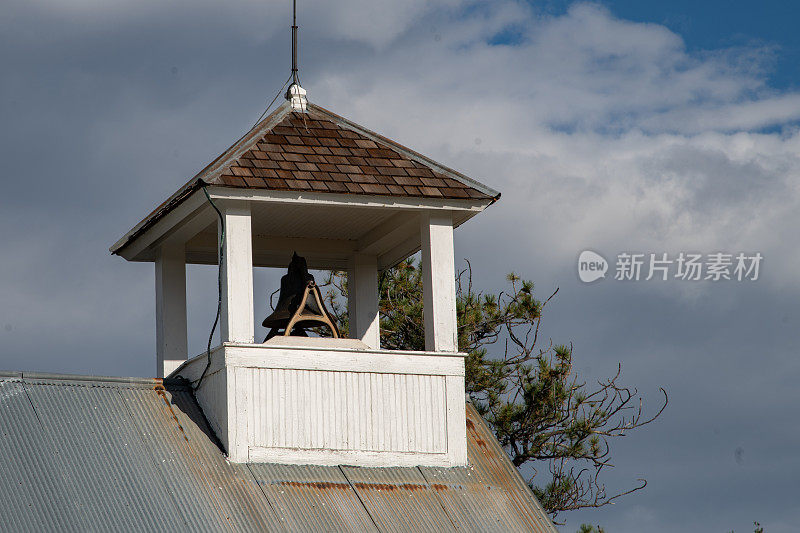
[110,8,499,467]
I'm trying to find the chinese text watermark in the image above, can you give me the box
[578,251,762,283]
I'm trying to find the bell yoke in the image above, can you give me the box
[262,252,340,341]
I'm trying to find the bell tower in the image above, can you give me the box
[110,5,499,466]
[111,98,498,466]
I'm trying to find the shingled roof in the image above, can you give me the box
[199,102,498,201]
[110,99,499,258]
[0,372,555,532]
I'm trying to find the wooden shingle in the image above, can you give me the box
[202,107,495,201]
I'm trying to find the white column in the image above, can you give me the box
[220,202,254,343]
[420,212,458,352]
[155,243,187,378]
[347,253,380,349]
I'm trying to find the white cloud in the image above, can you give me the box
[309,0,468,49]
[309,1,800,294]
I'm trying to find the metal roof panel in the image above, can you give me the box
[23,380,187,532]
[248,463,378,532]
[341,466,457,532]
[159,386,286,532]
[0,379,85,532]
[0,373,554,532]
[421,403,555,531]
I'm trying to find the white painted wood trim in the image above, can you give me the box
[186,251,354,271]
[230,366,249,462]
[170,343,468,382]
[356,212,419,254]
[184,343,467,467]
[170,345,225,382]
[186,233,358,270]
[115,189,483,265]
[348,253,380,349]
[220,202,254,343]
[191,233,358,255]
[421,212,458,352]
[378,232,423,271]
[112,191,209,260]
[247,448,460,468]
[445,374,468,464]
[208,187,491,213]
[155,243,187,378]
[224,347,464,376]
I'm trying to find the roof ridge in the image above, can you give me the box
[0,371,190,388]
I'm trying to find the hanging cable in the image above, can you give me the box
[185,3,302,390]
[249,74,293,132]
[193,181,225,391]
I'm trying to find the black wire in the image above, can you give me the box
[194,184,225,391]
[184,70,294,390]
[250,74,293,132]
[211,75,293,163]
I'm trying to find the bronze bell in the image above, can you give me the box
[262,252,339,341]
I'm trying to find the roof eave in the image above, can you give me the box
[110,102,296,256]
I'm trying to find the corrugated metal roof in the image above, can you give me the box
[247,463,378,532]
[420,403,556,532]
[121,386,282,532]
[0,373,555,532]
[340,465,457,532]
[23,378,185,531]
[0,378,84,531]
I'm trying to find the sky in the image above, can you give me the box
[1,1,799,531]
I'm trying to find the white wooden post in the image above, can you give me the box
[220,202,254,343]
[347,253,380,349]
[420,212,458,352]
[155,243,187,378]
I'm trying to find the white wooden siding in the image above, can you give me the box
[182,342,468,467]
[246,369,447,453]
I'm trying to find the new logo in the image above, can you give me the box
[578,251,608,283]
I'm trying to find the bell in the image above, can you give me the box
[262,252,339,340]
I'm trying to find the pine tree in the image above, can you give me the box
[322,258,667,521]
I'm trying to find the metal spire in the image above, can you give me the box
[291,0,298,85]
[286,0,307,111]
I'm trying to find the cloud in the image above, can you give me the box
[8,0,470,49]
[1,2,800,530]
[309,2,800,295]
